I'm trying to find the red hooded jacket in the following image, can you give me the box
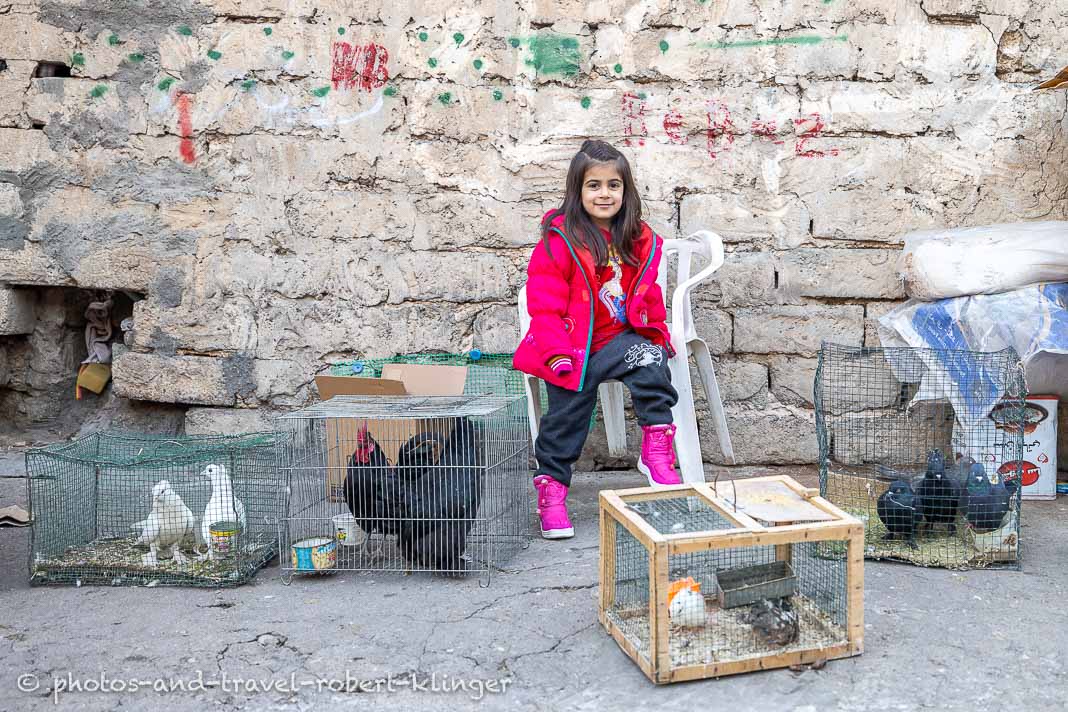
[513,214,674,392]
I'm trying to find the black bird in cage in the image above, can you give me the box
[395,419,484,574]
[877,480,923,548]
[916,449,962,533]
[965,464,1011,532]
[743,597,799,647]
[344,424,401,536]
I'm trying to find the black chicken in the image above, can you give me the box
[396,418,484,575]
[964,464,1011,532]
[343,424,401,536]
[916,448,962,534]
[876,480,923,548]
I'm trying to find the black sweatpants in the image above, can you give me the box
[535,330,678,487]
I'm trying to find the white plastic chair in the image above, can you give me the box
[518,230,735,484]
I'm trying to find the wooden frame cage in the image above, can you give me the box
[598,476,864,684]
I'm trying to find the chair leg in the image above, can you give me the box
[598,381,628,457]
[691,338,735,465]
[524,374,542,452]
[668,353,706,484]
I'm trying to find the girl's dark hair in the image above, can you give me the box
[541,139,643,267]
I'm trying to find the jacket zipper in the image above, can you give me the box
[549,227,595,391]
[629,231,658,310]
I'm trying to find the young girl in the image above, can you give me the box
[513,139,679,540]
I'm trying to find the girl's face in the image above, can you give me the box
[581,161,624,229]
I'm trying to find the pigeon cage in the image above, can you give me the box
[25,431,287,587]
[599,476,864,684]
[275,395,531,585]
[814,343,1028,569]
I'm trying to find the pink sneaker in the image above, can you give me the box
[533,475,575,539]
[637,424,681,486]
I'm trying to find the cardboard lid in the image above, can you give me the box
[380,363,467,396]
[314,375,406,399]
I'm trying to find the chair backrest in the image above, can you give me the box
[518,284,531,333]
[659,231,725,338]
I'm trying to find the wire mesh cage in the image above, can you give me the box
[26,431,287,587]
[814,342,1028,569]
[276,395,532,585]
[329,352,598,432]
[599,477,864,683]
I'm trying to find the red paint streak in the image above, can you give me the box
[331,41,390,92]
[663,109,687,145]
[705,100,734,159]
[793,112,839,158]
[176,92,195,164]
[620,91,648,147]
[751,118,784,145]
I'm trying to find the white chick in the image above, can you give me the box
[130,480,198,567]
[199,464,247,561]
[669,587,707,628]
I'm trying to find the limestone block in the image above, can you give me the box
[473,305,520,354]
[700,403,818,465]
[734,305,864,354]
[112,350,250,406]
[681,192,811,247]
[185,407,276,436]
[689,304,732,355]
[411,193,550,250]
[688,251,778,308]
[0,60,34,128]
[0,287,36,335]
[0,12,71,61]
[394,251,516,303]
[0,128,59,173]
[0,185,24,219]
[769,355,818,407]
[712,358,768,403]
[864,301,904,347]
[778,249,905,299]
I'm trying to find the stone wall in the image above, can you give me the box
[1,1,1066,463]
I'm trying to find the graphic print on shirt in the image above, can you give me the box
[598,245,628,325]
[624,342,664,369]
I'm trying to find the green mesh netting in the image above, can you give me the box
[26,431,288,587]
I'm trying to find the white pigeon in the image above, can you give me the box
[199,464,247,561]
[130,480,198,567]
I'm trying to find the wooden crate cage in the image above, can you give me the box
[598,475,864,683]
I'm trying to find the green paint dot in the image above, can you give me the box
[89,85,107,98]
[281,50,295,60]
[638,92,647,100]
[438,92,452,106]
[177,26,192,36]
[263,27,272,36]
[473,58,483,70]
[241,79,256,91]
[580,96,591,109]
[659,39,669,53]
[418,32,428,41]
[493,89,503,101]
[207,50,222,60]
[127,53,144,63]
[71,52,85,67]
[108,34,120,46]
[384,86,397,97]
[509,38,520,48]
[613,63,622,73]
[453,32,464,45]
[311,86,330,98]
[157,77,175,91]
[338,26,346,35]
[428,57,437,68]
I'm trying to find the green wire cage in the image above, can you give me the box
[26,431,288,587]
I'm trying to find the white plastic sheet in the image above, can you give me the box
[900,221,1068,300]
[878,283,1068,406]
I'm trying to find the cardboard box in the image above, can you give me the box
[999,395,1059,501]
[314,364,468,500]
